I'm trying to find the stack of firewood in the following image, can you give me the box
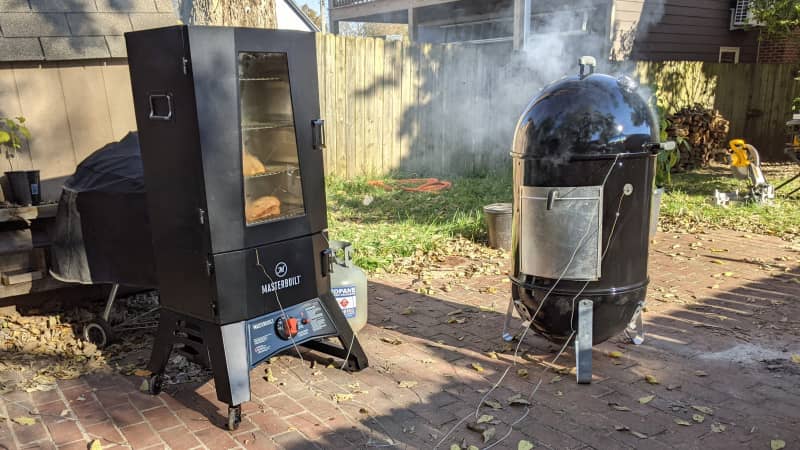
[666,105,730,171]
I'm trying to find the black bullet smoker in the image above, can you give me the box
[506,57,671,383]
[125,26,368,429]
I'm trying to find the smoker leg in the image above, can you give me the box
[575,299,593,384]
[147,309,177,377]
[501,297,516,342]
[303,293,368,371]
[625,304,645,345]
[205,322,251,408]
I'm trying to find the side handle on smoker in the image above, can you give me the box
[321,248,334,277]
[148,93,173,121]
[312,119,326,150]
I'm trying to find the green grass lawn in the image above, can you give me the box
[326,164,800,272]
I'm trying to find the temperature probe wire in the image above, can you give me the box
[486,185,630,450]
[435,154,622,449]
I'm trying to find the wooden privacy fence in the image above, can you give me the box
[314,33,799,178]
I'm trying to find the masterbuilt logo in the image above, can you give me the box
[261,261,302,294]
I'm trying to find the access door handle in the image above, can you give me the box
[312,119,326,150]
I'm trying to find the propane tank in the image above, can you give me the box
[329,241,368,333]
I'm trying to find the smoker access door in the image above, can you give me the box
[519,185,603,281]
[189,27,327,254]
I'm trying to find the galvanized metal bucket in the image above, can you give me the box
[484,203,512,250]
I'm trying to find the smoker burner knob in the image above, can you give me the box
[276,317,299,340]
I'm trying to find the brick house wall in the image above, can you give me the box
[758,29,800,63]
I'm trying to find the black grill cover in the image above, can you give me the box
[49,132,157,287]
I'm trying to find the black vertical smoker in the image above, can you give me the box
[507,58,667,382]
[125,26,368,429]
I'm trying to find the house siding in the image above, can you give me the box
[613,0,760,62]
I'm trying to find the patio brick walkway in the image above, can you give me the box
[1,230,799,449]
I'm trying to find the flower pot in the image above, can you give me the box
[4,170,41,206]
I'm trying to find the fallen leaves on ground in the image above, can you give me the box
[471,363,485,372]
[477,415,494,424]
[508,394,530,406]
[482,399,502,410]
[691,405,714,415]
[645,375,660,384]
[12,416,36,426]
[771,440,786,450]
[518,440,535,450]
[380,337,403,345]
[711,422,727,433]
[638,395,654,404]
[674,418,692,426]
[692,414,705,423]
[398,380,418,388]
[88,439,103,450]
[517,369,528,378]
[608,351,623,358]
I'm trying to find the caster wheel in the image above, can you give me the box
[227,405,242,431]
[147,374,163,395]
[83,319,114,348]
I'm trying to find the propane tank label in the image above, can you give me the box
[332,286,357,319]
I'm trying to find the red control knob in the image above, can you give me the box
[276,316,299,340]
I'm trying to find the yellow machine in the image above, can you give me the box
[776,116,800,198]
[714,139,775,205]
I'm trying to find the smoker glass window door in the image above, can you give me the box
[239,52,306,226]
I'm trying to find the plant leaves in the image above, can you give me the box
[0,131,10,145]
[674,418,692,426]
[771,440,786,450]
[518,440,535,450]
[12,416,35,426]
[691,405,713,415]
[639,395,654,404]
[645,375,660,385]
[450,445,460,450]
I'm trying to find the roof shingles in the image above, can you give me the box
[0,0,175,61]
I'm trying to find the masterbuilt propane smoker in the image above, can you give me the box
[506,57,672,383]
[124,26,368,429]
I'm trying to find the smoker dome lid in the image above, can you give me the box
[512,73,658,159]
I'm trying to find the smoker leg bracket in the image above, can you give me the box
[625,303,645,345]
[575,299,593,384]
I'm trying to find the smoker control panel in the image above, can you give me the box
[246,298,337,367]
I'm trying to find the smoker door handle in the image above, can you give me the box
[148,94,173,121]
[312,119,326,150]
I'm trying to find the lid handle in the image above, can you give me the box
[578,56,596,79]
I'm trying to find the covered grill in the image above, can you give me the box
[125,25,368,429]
[508,58,664,381]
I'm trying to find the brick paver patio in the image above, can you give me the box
[1,230,799,449]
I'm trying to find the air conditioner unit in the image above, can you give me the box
[730,0,764,30]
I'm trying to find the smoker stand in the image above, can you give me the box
[143,292,367,430]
